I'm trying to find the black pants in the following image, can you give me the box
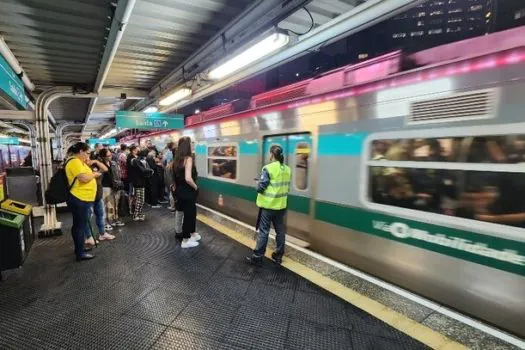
[147,175,159,205]
[178,197,196,239]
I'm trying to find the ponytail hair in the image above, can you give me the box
[69,142,89,155]
[270,145,284,164]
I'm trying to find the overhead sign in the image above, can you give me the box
[88,138,116,146]
[0,137,19,145]
[0,54,27,109]
[115,111,184,130]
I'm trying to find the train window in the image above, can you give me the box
[367,132,525,232]
[207,144,238,181]
[294,142,310,191]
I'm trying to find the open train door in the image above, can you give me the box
[262,133,312,245]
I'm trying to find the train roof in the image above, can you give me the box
[139,26,525,139]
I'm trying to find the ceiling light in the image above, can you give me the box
[208,31,290,80]
[144,106,158,113]
[159,88,192,106]
[195,109,200,114]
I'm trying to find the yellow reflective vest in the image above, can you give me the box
[256,161,291,210]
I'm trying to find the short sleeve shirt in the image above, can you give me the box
[65,157,96,202]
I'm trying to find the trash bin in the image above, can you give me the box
[1,199,34,253]
[0,209,25,270]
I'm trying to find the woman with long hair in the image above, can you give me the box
[173,137,200,248]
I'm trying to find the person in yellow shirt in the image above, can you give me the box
[65,142,102,261]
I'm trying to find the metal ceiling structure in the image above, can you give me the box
[0,0,423,138]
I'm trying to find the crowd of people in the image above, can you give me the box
[64,136,201,261]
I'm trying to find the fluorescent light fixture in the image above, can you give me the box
[208,32,290,80]
[144,106,158,113]
[159,88,192,106]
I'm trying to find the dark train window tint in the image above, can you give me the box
[368,167,525,229]
[207,145,238,181]
[294,142,310,191]
[370,135,525,163]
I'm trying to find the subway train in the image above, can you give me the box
[126,29,525,337]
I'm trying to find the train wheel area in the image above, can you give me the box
[0,206,517,350]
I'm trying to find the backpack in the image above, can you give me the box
[118,191,131,217]
[109,160,124,190]
[45,158,77,204]
[133,158,154,178]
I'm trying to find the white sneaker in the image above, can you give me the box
[105,224,114,231]
[115,221,125,227]
[133,216,141,221]
[151,205,162,209]
[181,239,199,248]
[191,233,201,241]
[99,233,116,241]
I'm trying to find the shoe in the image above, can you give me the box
[271,252,283,265]
[139,215,146,221]
[151,205,162,209]
[133,216,141,221]
[84,246,93,252]
[85,237,95,246]
[76,253,95,261]
[159,200,168,204]
[245,256,263,267]
[115,221,125,227]
[191,232,201,241]
[181,238,199,248]
[105,224,114,231]
[99,233,116,241]
[169,206,176,212]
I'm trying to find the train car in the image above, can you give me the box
[138,28,525,337]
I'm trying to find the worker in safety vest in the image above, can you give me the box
[246,145,291,266]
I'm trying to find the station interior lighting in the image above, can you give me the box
[208,31,290,80]
[144,106,158,113]
[100,128,117,139]
[159,88,192,106]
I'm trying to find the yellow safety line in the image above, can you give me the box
[197,214,468,350]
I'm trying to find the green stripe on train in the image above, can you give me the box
[316,201,525,276]
[198,177,310,214]
[198,177,525,275]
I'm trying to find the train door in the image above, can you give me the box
[262,133,312,244]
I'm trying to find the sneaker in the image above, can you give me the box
[169,207,176,212]
[159,200,168,204]
[99,233,116,241]
[151,205,162,209]
[181,239,199,249]
[271,252,283,265]
[191,232,201,241]
[85,237,95,246]
[105,224,114,231]
[245,256,263,267]
[133,216,141,221]
[139,215,146,221]
[115,221,125,227]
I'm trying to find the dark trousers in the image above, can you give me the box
[147,175,159,205]
[254,208,286,258]
[122,177,130,194]
[67,195,92,258]
[178,197,196,239]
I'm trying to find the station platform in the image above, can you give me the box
[0,207,520,350]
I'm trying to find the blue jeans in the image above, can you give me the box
[85,198,105,238]
[253,209,286,258]
[67,195,92,258]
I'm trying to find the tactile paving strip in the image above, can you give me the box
[0,209,429,350]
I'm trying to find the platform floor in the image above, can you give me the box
[0,209,431,349]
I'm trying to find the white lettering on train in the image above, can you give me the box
[372,221,525,266]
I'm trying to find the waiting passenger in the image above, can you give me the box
[128,146,150,221]
[65,142,101,261]
[118,144,130,193]
[246,145,291,266]
[99,148,124,229]
[174,136,200,248]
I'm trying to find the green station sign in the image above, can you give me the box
[115,111,184,130]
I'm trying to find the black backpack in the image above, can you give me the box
[45,158,77,205]
[109,160,124,190]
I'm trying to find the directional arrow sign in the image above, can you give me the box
[115,111,184,130]
[0,137,19,145]
[87,138,116,146]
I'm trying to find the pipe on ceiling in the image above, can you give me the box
[0,36,36,92]
[161,0,425,112]
[83,0,137,134]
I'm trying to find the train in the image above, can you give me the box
[120,27,525,337]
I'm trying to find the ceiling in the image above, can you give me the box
[0,0,369,136]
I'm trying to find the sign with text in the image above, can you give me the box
[115,111,184,130]
[0,137,19,145]
[0,53,27,109]
[88,138,116,146]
